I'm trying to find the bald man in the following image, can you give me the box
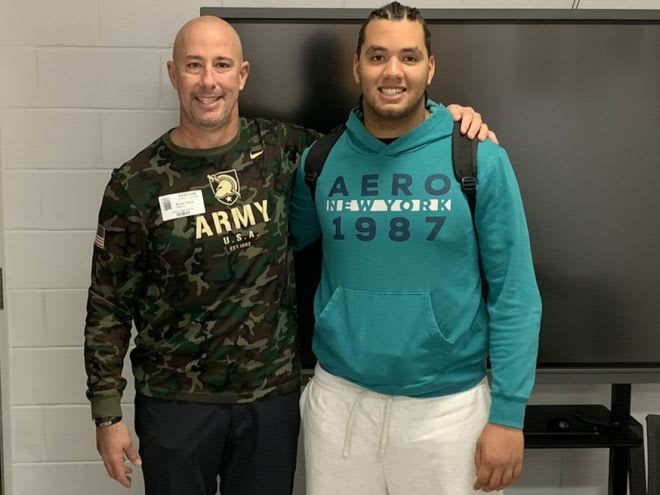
[84,15,494,495]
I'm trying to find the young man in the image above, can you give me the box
[291,3,541,494]
[84,14,494,495]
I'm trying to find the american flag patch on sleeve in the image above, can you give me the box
[95,225,105,249]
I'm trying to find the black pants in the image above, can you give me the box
[134,391,301,495]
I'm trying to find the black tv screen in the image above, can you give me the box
[202,8,660,380]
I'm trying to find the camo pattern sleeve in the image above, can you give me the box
[85,161,149,419]
[84,119,319,419]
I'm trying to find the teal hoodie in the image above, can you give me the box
[291,101,541,428]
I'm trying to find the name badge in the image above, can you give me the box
[159,190,206,221]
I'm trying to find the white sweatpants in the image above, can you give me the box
[301,364,501,495]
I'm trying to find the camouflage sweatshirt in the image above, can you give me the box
[84,118,319,419]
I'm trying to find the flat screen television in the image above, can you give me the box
[202,7,660,383]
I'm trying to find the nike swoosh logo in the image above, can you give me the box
[250,149,264,160]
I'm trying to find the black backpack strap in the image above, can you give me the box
[452,122,488,298]
[451,122,478,220]
[304,126,345,206]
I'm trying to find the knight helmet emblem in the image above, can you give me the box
[207,169,241,206]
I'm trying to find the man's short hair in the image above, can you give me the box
[356,2,432,57]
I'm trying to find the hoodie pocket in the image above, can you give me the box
[315,288,456,388]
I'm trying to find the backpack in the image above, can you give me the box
[303,122,479,223]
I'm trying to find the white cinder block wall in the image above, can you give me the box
[1,1,659,494]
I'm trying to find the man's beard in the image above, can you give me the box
[191,108,229,131]
[363,91,426,122]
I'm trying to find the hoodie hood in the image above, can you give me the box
[345,99,454,156]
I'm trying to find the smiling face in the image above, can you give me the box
[353,18,435,137]
[167,17,249,144]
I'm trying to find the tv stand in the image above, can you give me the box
[523,384,645,495]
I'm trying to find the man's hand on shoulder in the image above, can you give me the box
[96,420,142,488]
[447,104,500,144]
[473,422,523,491]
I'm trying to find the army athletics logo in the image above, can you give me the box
[208,169,241,206]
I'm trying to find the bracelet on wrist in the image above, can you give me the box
[95,416,122,428]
